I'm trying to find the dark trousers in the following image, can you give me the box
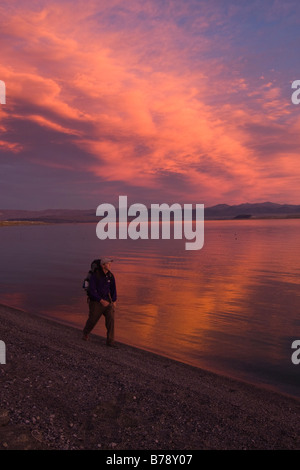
[83,300,115,344]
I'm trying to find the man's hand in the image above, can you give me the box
[100,299,110,307]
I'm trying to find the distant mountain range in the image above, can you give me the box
[0,202,300,223]
[204,202,300,219]
[0,208,97,223]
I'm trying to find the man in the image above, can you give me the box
[82,258,118,348]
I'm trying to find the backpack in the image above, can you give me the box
[82,259,101,295]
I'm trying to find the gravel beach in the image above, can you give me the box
[0,303,299,451]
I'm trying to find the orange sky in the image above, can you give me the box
[0,0,300,209]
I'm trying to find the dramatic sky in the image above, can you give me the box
[0,0,300,209]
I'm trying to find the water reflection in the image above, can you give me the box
[0,219,299,397]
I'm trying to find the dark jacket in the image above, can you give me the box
[88,268,117,303]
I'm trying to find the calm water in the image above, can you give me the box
[0,219,299,398]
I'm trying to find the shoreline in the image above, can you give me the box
[1,215,300,227]
[0,303,299,450]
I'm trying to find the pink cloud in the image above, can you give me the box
[0,0,299,206]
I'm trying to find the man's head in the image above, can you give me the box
[101,258,113,273]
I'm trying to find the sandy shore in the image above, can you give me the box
[0,303,299,451]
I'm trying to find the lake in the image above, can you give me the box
[0,219,299,398]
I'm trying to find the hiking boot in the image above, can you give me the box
[106,342,118,349]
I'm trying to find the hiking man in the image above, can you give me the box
[82,258,118,348]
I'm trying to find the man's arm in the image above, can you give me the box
[110,275,117,303]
